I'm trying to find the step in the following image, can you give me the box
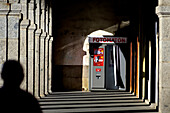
[39,99,143,105]
[44,93,134,99]
[39,96,138,102]
[39,91,157,113]
[41,106,156,113]
[40,102,148,109]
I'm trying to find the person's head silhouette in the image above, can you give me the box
[0,60,42,113]
[1,60,24,89]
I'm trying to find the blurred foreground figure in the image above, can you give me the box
[0,60,42,113]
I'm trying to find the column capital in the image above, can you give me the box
[41,32,47,39]
[28,1,34,10]
[8,4,21,16]
[28,24,37,30]
[35,29,42,36]
[41,0,45,9]
[0,3,10,15]
[49,37,53,42]
[20,0,27,4]
[8,0,19,4]
[45,35,50,41]
[20,19,30,29]
[156,6,170,17]
[36,0,40,4]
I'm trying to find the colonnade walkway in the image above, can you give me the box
[39,91,158,113]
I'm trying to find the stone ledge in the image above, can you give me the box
[156,6,170,17]
[35,29,42,36]
[49,37,53,42]
[160,87,170,89]
[28,24,36,30]
[41,32,47,39]
[45,35,50,41]
[0,3,10,15]
[9,0,19,4]
[28,1,34,10]
[11,4,21,11]
[20,19,30,28]
[8,4,21,15]
[20,0,27,4]
[0,3,9,10]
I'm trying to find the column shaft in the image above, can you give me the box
[27,1,36,94]
[156,6,170,113]
[40,32,46,96]
[0,3,9,87]
[7,4,21,60]
[20,20,30,90]
[48,37,53,93]
[34,29,42,98]
[45,35,49,95]
[28,24,36,94]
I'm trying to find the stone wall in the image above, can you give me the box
[0,0,53,98]
[156,0,170,112]
[52,0,130,91]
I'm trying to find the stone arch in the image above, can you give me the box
[82,30,114,91]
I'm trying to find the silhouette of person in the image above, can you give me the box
[0,60,42,113]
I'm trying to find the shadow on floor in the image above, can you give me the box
[39,91,158,113]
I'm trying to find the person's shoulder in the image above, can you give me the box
[22,90,42,113]
[0,88,3,96]
[0,87,7,95]
[0,87,3,92]
[20,89,41,105]
[19,89,37,99]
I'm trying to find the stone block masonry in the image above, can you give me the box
[156,2,170,113]
[0,0,53,98]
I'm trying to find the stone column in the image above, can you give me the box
[48,2,53,93]
[44,35,49,95]
[20,0,28,19]
[156,3,170,113]
[7,3,21,60]
[0,3,9,87]
[40,32,46,97]
[44,3,50,95]
[28,0,36,94]
[20,19,30,90]
[48,36,53,93]
[34,0,42,98]
[20,0,29,91]
[41,0,46,32]
[45,4,48,33]
[35,0,41,29]
[34,29,42,98]
[49,2,52,36]
[40,0,48,96]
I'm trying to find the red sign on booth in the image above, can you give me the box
[96,68,101,72]
[93,48,104,66]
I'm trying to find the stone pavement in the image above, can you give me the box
[39,91,158,113]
